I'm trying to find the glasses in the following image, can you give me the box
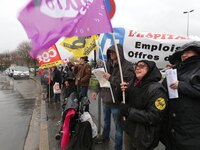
[134,63,148,69]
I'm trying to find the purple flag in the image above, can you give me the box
[18,0,113,57]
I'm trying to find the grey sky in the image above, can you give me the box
[112,0,200,36]
[0,0,199,53]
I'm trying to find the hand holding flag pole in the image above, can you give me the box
[111,33,126,104]
[111,33,126,121]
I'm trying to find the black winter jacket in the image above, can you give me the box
[163,56,200,150]
[53,67,62,87]
[100,44,135,105]
[119,60,168,150]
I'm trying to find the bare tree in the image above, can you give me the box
[0,53,6,70]
[16,41,34,67]
[0,52,12,70]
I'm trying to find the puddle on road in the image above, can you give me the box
[0,80,13,90]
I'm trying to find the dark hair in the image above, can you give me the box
[80,56,88,62]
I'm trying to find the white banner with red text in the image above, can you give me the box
[99,27,199,68]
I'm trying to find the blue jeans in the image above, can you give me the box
[80,86,88,97]
[80,86,89,112]
[102,104,123,150]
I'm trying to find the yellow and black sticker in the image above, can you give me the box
[155,98,166,111]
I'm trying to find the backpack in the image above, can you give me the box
[71,121,93,150]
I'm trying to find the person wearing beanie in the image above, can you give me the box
[119,60,168,150]
[162,41,200,150]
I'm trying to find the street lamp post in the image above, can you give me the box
[183,10,194,37]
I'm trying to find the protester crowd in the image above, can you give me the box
[39,41,200,150]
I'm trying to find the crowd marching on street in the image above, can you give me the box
[37,42,200,150]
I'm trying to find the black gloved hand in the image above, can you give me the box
[119,103,130,117]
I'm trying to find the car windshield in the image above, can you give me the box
[14,66,29,71]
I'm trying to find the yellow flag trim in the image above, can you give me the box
[39,60,62,69]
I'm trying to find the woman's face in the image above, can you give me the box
[135,62,149,80]
[181,50,198,61]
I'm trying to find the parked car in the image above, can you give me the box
[4,68,10,75]
[8,67,15,77]
[29,67,35,72]
[12,66,30,80]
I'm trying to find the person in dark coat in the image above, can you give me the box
[91,44,135,150]
[52,67,62,85]
[162,41,200,150]
[46,68,54,99]
[63,63,77,99]
[52,66,62,102]
[119,60,168,150]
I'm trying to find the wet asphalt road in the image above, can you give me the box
[0,89,32,150]
[0,73,40,150]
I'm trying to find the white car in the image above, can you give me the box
[7,67,15,77]
[13,66,30,79]
[4,68,10,75]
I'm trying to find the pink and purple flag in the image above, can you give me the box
[18,0,113,58]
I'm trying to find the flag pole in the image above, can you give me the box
[48,68,51,102]
[111,33,126,104]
